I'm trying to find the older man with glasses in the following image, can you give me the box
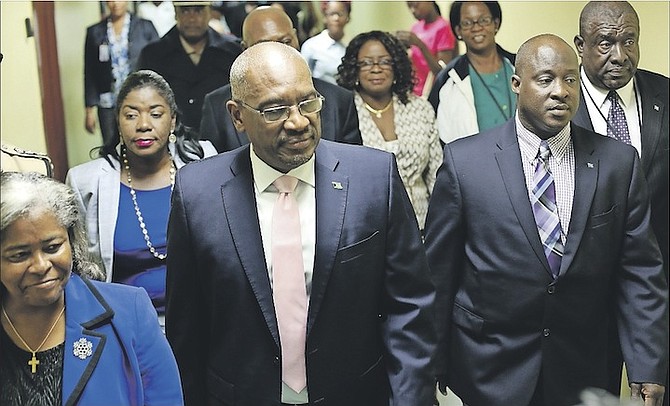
[166,41,437,406]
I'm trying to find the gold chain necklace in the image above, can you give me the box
[2,306,65,374]
[122,149,175,260]
[363,99,393,118]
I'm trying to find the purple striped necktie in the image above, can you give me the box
[531,140,564,278]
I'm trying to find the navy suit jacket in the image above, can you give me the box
[166,140,436,406]
[199,79,362,152]
[61,274,182,405]
[84,14,158,107]
[572,69,669,279]
[424,121,668,406]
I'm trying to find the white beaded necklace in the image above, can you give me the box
[122,148,175,260]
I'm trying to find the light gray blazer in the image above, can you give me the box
[66,141,217,281]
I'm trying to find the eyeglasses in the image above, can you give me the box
[357,59,393,71]
[236,96,325,123]
[459,16,494,30]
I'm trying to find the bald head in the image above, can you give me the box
[512,34,580,139]
[515,34,578,78]
[579,1,639,36]
[241,6,300,50]
[230,42,311,101]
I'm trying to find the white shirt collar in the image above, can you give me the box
[250,145,316,192]
[580,66,635,108]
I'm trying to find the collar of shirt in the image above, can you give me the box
[250,145,316,192]
[515,112,571,165]
[319,29,344,48]
[179,35,207,57]
[580,66,635,109]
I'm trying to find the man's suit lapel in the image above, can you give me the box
[636,72,665,175]
[494,121,554,278]
[308,143,348,334]
[573,93,595,131]
[560,126,598,276]
[222,149,280,346]
[62,275,112,406]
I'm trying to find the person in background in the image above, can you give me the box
[137,1,242,131]
[428,1,516,145]
[1,172,182,405]
[571,2,670,403]
[67,70,217,331]
[337,30,441,231]
[199,6,361,152]
[84,0,159,144]
[424,33,667,406]
[136,1,175,37]
[396,1,457,97]
[300,1,351,85]
[167,42,436,406]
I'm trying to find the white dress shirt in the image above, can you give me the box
[580,67,642,155]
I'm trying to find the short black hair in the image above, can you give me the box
[336,31,414,104]
[449,1,502,38]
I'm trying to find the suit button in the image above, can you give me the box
[273,356,280,365]
[547,286,555,294]
[543,328,551,337]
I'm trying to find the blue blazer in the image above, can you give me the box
[424,121,668,406]
[166,140,436,406]
[572,69,669,279]
[62,273,183,406]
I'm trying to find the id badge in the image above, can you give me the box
[99,44,109,62]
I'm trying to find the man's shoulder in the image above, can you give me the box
[204,84,232,103]
[313,78,353,100]
[208,29,243,56]
[636,69,670,93]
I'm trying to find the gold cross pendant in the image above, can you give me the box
[28,353,39,373]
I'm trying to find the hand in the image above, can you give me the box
[395,30,420,48]
[85,108,96,134]
[630,382,665,406]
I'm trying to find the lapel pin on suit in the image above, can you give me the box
[653,104,660,111]
[587,162,594,168]
[73,338,93,360]
[332,181,343,190]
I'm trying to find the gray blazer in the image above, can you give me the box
[66,141,217,280]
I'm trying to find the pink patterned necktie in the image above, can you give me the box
[272,175,307,393]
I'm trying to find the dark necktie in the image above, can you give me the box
[606,91,632,145]
[531,141,564,278]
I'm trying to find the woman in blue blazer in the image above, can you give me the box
[0,171,183,406]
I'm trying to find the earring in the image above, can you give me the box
[355,80,360,87]
[457,35,462,40]
[168,132,177,143]
[393,79,397,85]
